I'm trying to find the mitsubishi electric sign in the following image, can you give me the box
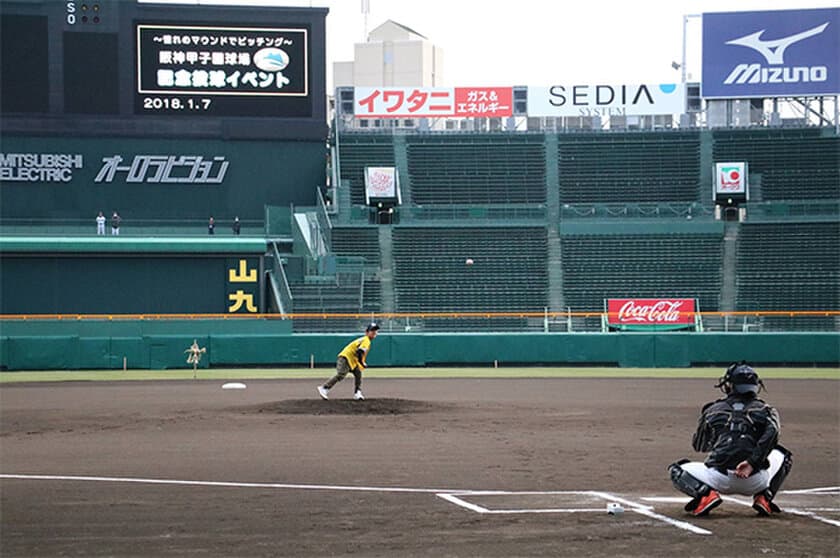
[702,8,840,98]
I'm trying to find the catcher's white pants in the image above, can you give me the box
[680,448,787,496]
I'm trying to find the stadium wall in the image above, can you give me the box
[0,136,325,221]
[0,323,837,370]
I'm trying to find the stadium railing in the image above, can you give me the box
[0,217,267,237]
[3,311,836,334]
[560,202,715,220]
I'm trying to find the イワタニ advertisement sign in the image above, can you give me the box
[354,87,513,118]
[714,162,748,197]
[702,8,840,98]
[364,166,401,205]
[606,298,698,331]
[527,84,686,117]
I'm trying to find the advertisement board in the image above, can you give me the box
[714,162,748,198]
[354,87,513,118]
[527,84,685,117]
[0,136,323,220]
[606,298,698,331]
[136,24,310,117]
[364,167,400,205]
[702,8,840,98]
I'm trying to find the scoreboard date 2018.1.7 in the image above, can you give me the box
[141,97,213,112]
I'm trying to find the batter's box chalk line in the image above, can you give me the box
[436,490,712,536]
[643,487,840,529]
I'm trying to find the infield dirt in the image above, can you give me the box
[1,377,838,557]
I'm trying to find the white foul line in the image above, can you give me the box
[721,494,840,528]
[782,486,840,495]
[0,473,455,494]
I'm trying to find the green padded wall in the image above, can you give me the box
[1,255,263,314]
[1,321,836,370]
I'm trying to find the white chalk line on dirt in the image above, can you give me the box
[721,494,840,528]
[437,489,710,535]
[589,491,712,536]
[7,474,835,533]
[3,473,710,534]
[783,486,839,494]
[0,473,455,494]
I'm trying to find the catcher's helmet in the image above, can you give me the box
[716,362,763,395]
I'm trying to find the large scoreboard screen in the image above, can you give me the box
[135,24,310,117]
[0,1,327,138]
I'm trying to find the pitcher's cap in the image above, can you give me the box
[366,322,380,332]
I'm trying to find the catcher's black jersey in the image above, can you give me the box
[692,394,780,471]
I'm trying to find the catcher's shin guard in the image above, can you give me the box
[766,445,792,499]
[669,460,714,512]
[757,445,792,513]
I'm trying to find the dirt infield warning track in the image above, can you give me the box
[1,378,838,557]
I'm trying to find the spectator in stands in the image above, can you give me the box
[96,211,106,235]
[208,216,215,235]
[232,216,241,236]
[110,211,121,235]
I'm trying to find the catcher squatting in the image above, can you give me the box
[669,363,793,517]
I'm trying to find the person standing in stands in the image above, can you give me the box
[96,211,106,235]
[317,323,380,401]
[232,216,241,236]
[111,211,121,235]
[208,216,215,235]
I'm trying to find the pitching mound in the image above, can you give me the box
[246,398,449,416]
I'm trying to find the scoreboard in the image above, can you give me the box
[0,0,327,139]
[135,24,310,118]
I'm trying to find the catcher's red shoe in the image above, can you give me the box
[752,493,781,516]
[691,490,722,516]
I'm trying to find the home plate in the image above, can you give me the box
[222,382,247,390]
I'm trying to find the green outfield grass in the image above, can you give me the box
[0,367,838,383]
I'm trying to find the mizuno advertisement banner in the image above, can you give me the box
[527,84,685,117]
[702,8,840,98]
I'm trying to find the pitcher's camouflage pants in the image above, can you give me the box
[323,356,362,392]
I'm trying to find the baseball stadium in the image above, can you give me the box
[0,2,838,556]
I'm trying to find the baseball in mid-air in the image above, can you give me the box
[465,258,474,265]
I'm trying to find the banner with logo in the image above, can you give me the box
[527,84,685,117]
[364,166,400,204]
[702,8,840,98]
[606,298,698,331]
[354,87,513,118]
[714,162,748,196]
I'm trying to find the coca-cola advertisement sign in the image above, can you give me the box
[607,298,697,328]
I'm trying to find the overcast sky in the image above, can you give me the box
[143,1,839,90]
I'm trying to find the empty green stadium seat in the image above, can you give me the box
[560,232,723,329]
[406,135,546,204]
[713,129,840,201]
[557,131,702,203]
[392,227,549,324]
[736,221,839,330]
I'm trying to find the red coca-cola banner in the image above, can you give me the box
[606,298,696,327]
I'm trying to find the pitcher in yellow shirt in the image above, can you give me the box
[318,323,380,401]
